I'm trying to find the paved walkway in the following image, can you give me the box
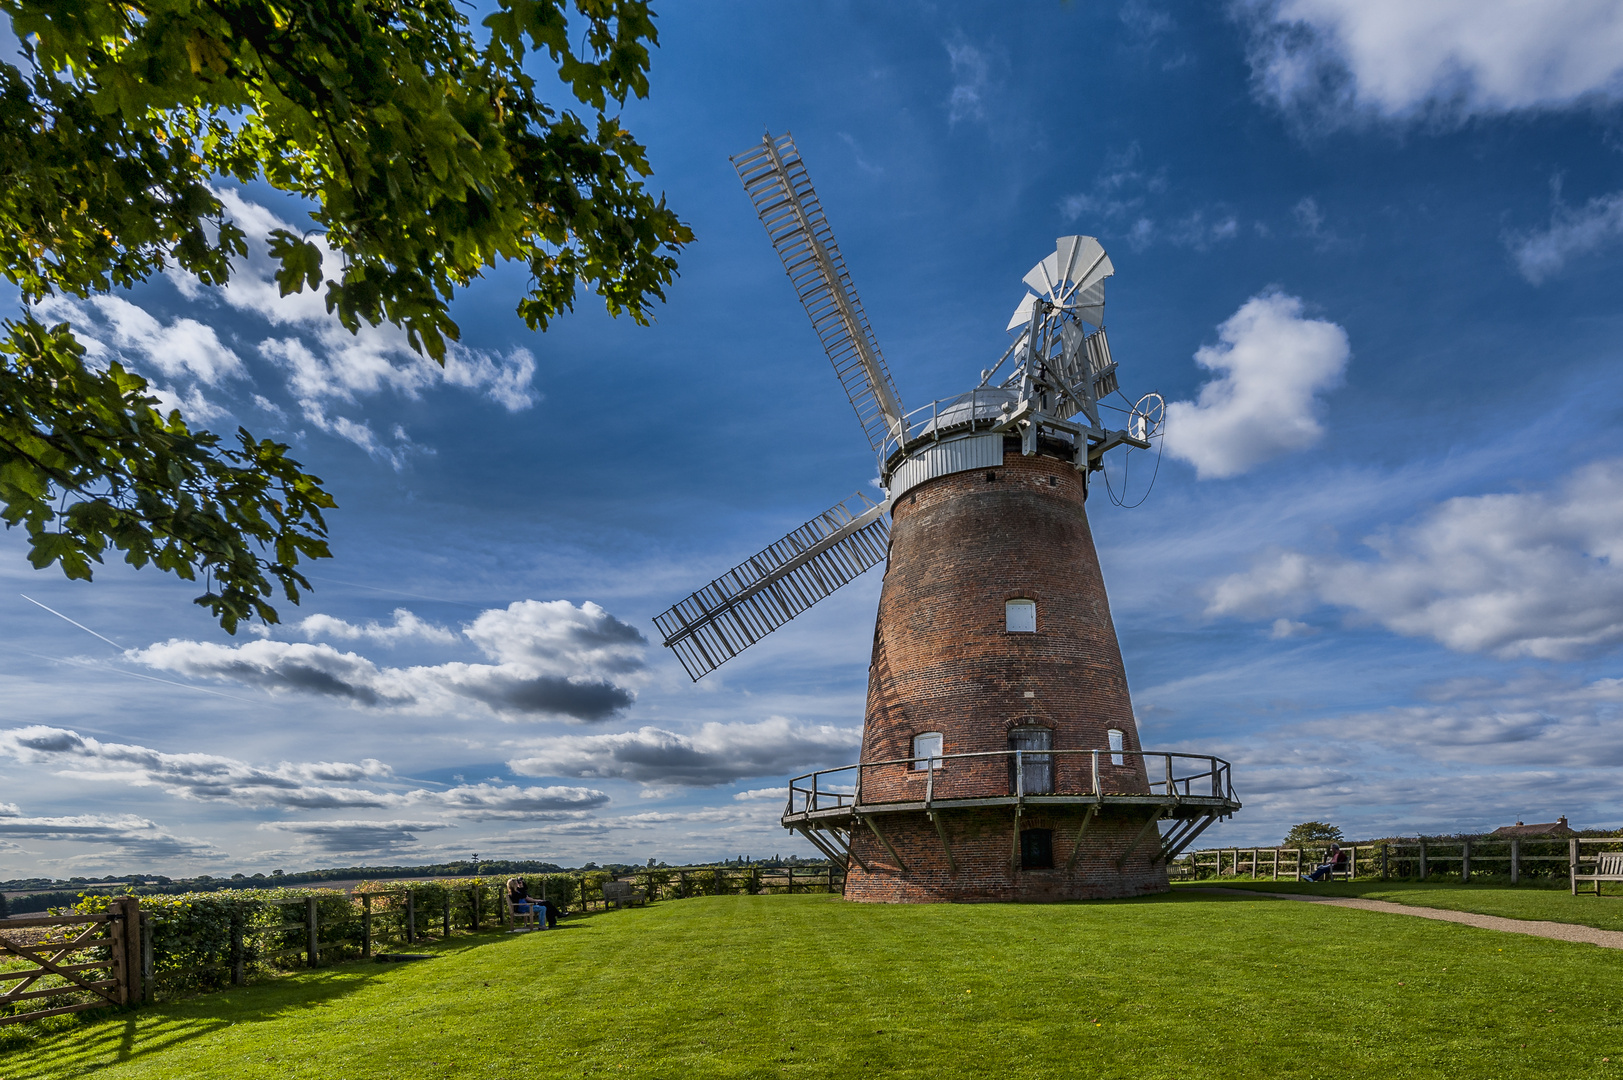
[1192,887,1623,950]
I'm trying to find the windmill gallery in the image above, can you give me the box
[654,133,1241,902]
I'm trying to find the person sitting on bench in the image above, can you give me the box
[506,877,553,929]
[1302,843,1345,882]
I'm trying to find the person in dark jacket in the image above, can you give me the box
[506,877,554,929]
[1302,843,1345,882]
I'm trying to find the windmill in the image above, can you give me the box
[654,133,1239,901]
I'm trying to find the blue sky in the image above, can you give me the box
[5,0,1623,875]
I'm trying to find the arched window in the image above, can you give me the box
[1107,728,1125,766]
[911,732,943,771]
[1005,598,1036,633]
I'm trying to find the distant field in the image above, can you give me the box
[1176,879,1623,932]
[3,893,1621,1079]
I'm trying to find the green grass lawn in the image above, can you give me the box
[1175,878,1623,932]
[3,893,1621,1080]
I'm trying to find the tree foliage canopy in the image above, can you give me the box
[1281,821,1344,848]
[0,0,690,630]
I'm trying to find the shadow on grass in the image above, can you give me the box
[0,929,536,1078]
[1169,879,1601,898]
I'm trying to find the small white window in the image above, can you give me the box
[1107,728,1125,766]
[1005,599,1036,633]
[911,732,943,770]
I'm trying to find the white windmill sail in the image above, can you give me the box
[654,494,890,681]
[732,133,906,453]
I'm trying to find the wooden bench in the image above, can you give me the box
[1572,851,1623,896]
[503,894,545,931]
[601,881,646,910]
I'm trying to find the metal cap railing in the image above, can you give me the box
[786,749,1235,817]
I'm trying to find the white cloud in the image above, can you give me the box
[1507,190,1623,284]
[0,726,610,818]
[945,39,990,124]
[508,716,861,787]
[0,812,216,858]
[1060,145,1235,250]
[257,819,452,853]
[295,608,457,647]
[124,599,646,722]
[1242,0,1623,123]
[1162,292,1350,479]
[1206,459,1623,659]
[464,600,647,676]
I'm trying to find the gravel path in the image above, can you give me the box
[1192,887,1623,950]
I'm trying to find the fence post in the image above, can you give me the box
[1511,839,1520,885]
[305,897,319,968]
[1350,846,1357,879]
[230,904,246,985]
[140,912,154,1004]
[470,885,480,932]
[361,895,372,959]
[1419,842,1428,881]
[1381,843,1389,881]
[443,892,451,938]
[106,896,141,1006]
[1570,838,1580,895]
[785,867,792,895]
[406,889,416,944]
[1462,839,1471,883]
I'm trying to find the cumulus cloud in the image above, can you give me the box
[294,609,457,647]
[1206,459,1623,660]
[1161,292,1349,479]
[0,726,609,818]
[508,716,861,788]
[1506,190,1623,284]
[0,813,216,858]
[126,599,645,722]
[464,600,646,675]
[34,294,246,387]
[1241,0,1623,124]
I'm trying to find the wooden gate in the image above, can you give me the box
[0,897,141,1026]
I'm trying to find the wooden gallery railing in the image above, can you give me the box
[1186,837,1622,885]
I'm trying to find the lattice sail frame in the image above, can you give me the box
[654,494,891,681]
[733,132,906,453]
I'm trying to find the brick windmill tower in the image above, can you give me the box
[655,133,1240,901]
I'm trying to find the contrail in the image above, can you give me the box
[0,643,262,706]
[20,594,124,649]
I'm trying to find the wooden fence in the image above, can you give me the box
[1186,837,1623,885]
[0,898,141,1027]
[0,864,841,1027]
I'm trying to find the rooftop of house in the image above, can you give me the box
[1489,816,1576,838]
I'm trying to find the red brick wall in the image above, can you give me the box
[844,807,1170,902]
[847,444,1167,902]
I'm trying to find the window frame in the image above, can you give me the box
[1020,827,1055,870]
[1107,728,1125,766]
[910,731,944,771]
[1005,598,1037,633]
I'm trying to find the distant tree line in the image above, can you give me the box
[2,855,833,910]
